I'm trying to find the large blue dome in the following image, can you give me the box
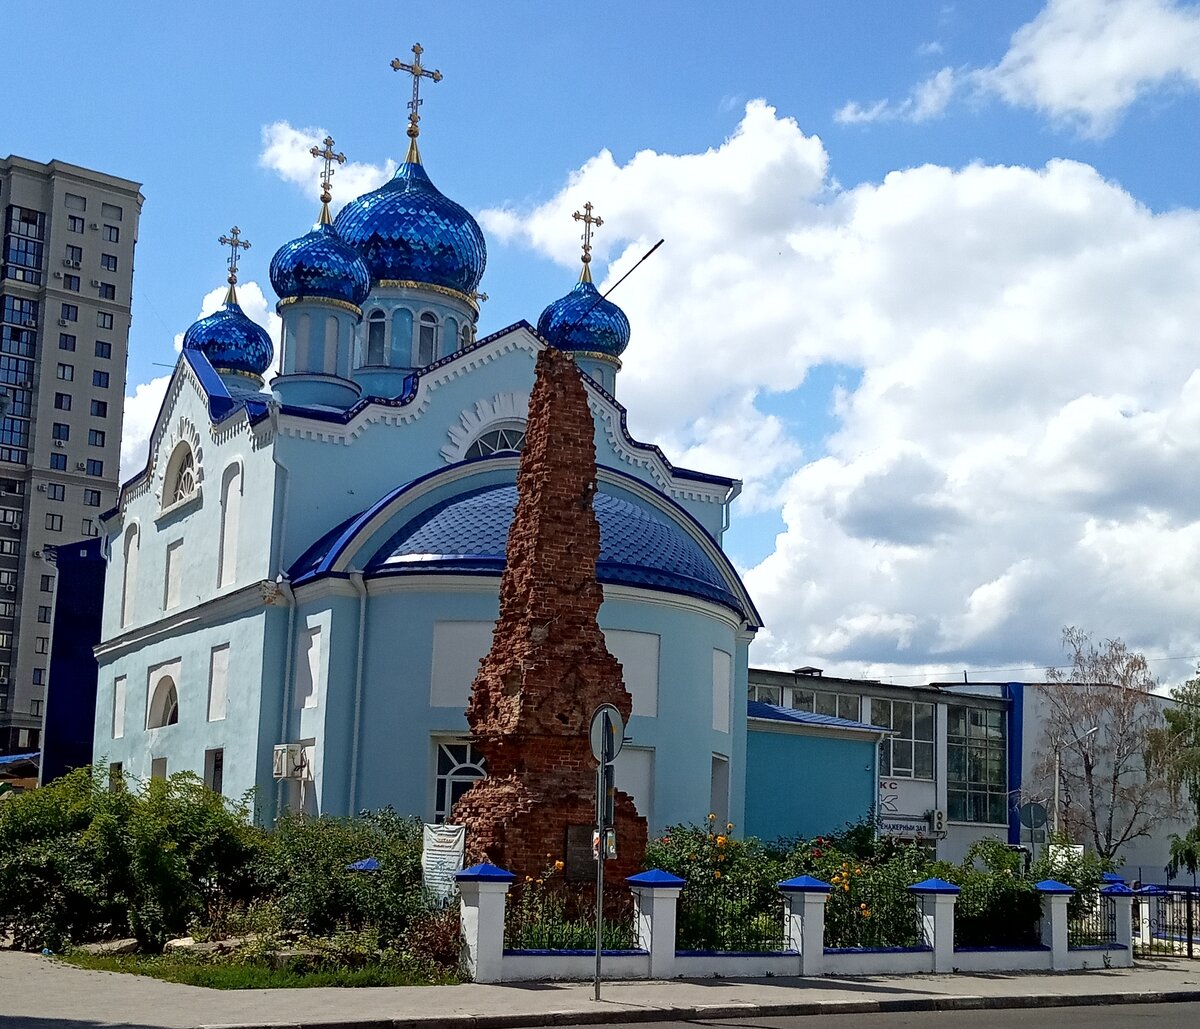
[269,222,371,308]
[537,279,631,358]
[333,161,486,296]
[363,483,744,616]
[182,299,273,379]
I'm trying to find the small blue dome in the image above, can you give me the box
[537,279,630,358]
[269,222,370,307]
[182,299,273,379]
[333,161,486,296]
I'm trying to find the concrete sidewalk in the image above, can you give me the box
[2,951,1200,1029]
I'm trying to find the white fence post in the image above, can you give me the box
[1102,883,1135,966]
[1036,879,1073,970]
[779,875,831,976]
[456,862,516,983]
[627,869,685,979]
[908,877,959,973]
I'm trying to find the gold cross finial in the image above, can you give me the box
[309,136,346,225]
[572,202,603,283]
[390,43,443,163]
[217,226,251,304]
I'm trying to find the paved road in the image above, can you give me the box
[552,1003,1200,1029]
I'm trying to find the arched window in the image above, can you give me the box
[162,442,198,509]
[218,463,242,587]
[460,323,474,349]
[465,424,526,458]
[417,312,438,366]
[366,310,386,365]
[121,524,139,627]
[444,316,458,356]
[147,675,179,729]
[435,740,486,823]
[322,315,338,375]
[391,308,413,366]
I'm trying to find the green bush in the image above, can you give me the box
[0,768,266,951]
[266,807,427,947]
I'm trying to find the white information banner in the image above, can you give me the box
[422,823,466,903]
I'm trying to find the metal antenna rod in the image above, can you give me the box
[557,239,664,337]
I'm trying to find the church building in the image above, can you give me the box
[93,49,761,832]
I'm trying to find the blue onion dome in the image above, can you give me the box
[333,161,486,296]
[269,221,371,308]
[537,278,631,358]
[182,296,273,380]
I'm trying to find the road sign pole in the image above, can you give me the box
[588,704,624,1003]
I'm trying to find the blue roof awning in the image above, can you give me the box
[0,751,39,767]
[747,701,889,734]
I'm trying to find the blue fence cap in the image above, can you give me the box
[1101,883,1134,895]
[1101,871,1125,883]
[626,868,686,888]
[1036,879,1076,894]
[1137,883,1168,894]
[456,862,517,883]
[908,877,961,895]
[778,874,832,893]
[345,857,379,872]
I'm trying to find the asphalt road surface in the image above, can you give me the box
[549,1002,1200,1029]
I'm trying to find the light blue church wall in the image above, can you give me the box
[743,728,878,841]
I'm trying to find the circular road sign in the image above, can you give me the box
[589,704,624,763]
[1019,802,1048,829]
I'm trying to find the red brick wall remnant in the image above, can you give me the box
[452,346,647,884]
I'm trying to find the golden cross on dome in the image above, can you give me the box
[217,226,251,303]
[309,136,346,225]
[390,43,442,162]
[572,202,603,283]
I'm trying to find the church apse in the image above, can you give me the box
[451,345,648,883]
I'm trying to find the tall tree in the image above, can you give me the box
[1147,674,1200,874]
[1032,627,1170,860]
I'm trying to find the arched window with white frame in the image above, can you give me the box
[416,311,439,366]
[147,675,179,729]
[365,309,386,365]
[465,423,526,458]
[121,523,139,627]
[217,462,242,588]
[162,442,198,509]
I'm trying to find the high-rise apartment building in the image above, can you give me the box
[0,155,142,755]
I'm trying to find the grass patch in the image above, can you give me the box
[60,949,459,989]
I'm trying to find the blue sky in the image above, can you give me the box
[8,1,1200,682]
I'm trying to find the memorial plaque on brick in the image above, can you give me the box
[564,824,596,882]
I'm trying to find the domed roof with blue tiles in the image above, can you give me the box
[537,279,631,358]
[182,293,273,379]
[333,159,486,296]
[364,483,745,616]
[270,221,371,308]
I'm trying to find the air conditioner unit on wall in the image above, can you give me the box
[52,272,62,279]
[74,462,86,471]
[36,484,46,492]
[89,279,100,287]
[61,259,73,268]
[56,319,68,327]
[272,743,305,780]
[4,586,14,593]
[53,440,63,449]
[89,222,99,230]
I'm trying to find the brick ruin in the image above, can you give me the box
[452,345,647,885]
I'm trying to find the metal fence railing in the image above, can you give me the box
[675,880,787,952]
[1068,892,1118,948]
[824,881,927,950]
[1135,886,1198,959]
[503,881,636,951]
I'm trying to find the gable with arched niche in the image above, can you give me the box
[355,291,476,371]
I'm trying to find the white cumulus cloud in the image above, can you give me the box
[259,121,395,211]
[835,68,957,124]
[485,100,1200,682]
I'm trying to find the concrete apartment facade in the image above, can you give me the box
[0,155,142,754]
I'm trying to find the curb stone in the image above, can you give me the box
[196,988,1200,1029]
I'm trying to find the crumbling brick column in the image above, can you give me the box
[452,346,647,886]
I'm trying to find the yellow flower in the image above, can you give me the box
[842,862,849,870]
[536,878,543,885]
[554,860,564,872]
[546,853,552,859]
[860,902,868,910]
[708,813,717,821]
[726,823,735,832]
[843,884,850,892]
[714,870,722,879]
[716,835,727,846]
[525,875,533,883]
[863,909,872,918]
[855,867,862,875]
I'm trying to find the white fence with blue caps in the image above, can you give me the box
[454,864,1135,983]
